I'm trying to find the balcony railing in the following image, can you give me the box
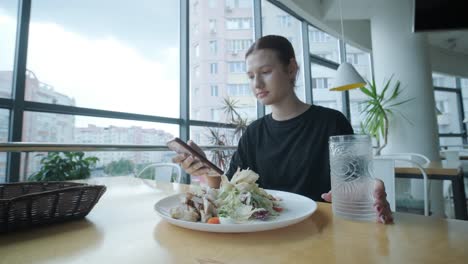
[0,142,237,152]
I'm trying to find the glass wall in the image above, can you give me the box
[433,73,466,148]
[460,78,468,124]
[20,112,178,181]
[308,25,340,64]
[433,72,457,88]
[346,44,372,132]
[262,0,305,102]
[190,125,237,169]
[26,0,180,117]
[1,0,378,182]
[190,125,237,184]
[0,1,17,182]
[189,0,256,125]
[0,0,18,99]
[310,64,341,111]
[0,109,8,182]
[308,25,343,114]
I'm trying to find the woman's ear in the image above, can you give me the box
[288,58,298,79]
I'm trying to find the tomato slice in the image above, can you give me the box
[207,217,220,224]
[273,206,283,212]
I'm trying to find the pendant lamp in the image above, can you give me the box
[329,0,366,91]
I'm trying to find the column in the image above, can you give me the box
[370,0,444,216]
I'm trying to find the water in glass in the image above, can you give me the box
[329,135,375,221]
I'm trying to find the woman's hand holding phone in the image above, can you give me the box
[171,140,209,176]
[170,139,223,177]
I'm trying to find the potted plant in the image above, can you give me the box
[206,97,249,171]
[359,76,413,155]
[28,152,99,181]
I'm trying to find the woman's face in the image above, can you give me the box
[246,49,297,106]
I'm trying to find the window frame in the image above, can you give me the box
[3,0,374,182]
[434,78,468,148]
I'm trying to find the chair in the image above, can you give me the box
[374,153,430,216]
[135,163,182,183]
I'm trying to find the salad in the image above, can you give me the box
[169,169,282,224]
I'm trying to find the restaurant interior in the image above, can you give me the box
[0,0,467,263]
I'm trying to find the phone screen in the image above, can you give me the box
[167,138,224,175]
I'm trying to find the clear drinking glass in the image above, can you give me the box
[329,135,375,221]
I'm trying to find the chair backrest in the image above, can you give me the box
[136,163,182,183]
[375,152,430,216]
[371,159,396,212]
[381,153,430,167]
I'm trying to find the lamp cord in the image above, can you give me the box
[339,0,345,43]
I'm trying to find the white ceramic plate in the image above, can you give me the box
[154,190,317,233]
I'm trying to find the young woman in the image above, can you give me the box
[173,35,393,224]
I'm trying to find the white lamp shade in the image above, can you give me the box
[329,62,367,91]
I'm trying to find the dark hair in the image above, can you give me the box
[245,35,296,66]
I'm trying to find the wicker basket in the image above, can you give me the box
[0,182,106,233]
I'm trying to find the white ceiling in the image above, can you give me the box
[319,0,468,56]
[427,31,468,55]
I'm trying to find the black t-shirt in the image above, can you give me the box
[225,105,354,201]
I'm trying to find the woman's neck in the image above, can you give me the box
[270,94,310,121]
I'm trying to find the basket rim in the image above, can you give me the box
[0,184,106,202]
[0,181,88,187]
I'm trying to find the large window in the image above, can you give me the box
[311,64,342,112]
[433,73,466,148]
[190,126,238,170]
[2,0,380,183]
[26,0,180,117]
[433,73,457,88]
[262,0,306,103]
[308,26,340,64]
[20,112,178,181]
[347,44,372,132]
[435,91,462,132]
[462,78,468,122]
[0,109,8,182]
[0,1,18,99]
[189,0,255,126]
[0,2,16,182]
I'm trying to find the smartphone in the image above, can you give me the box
[167,137,224,176]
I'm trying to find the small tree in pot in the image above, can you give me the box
[359,76,413,155]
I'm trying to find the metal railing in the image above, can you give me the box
[0,142,238,152]
[0,142,238,183]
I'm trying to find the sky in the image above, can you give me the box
[0,1,181,136]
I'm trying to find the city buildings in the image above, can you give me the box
[0,70,174,181]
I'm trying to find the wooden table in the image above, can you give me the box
[395,161,467,220]
[1,176,467,264]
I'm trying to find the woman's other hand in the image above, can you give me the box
[321,179,394,224]
[372,179,394,224]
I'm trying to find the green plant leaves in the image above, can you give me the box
[359,77,413,154]
[28,152,99,182]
